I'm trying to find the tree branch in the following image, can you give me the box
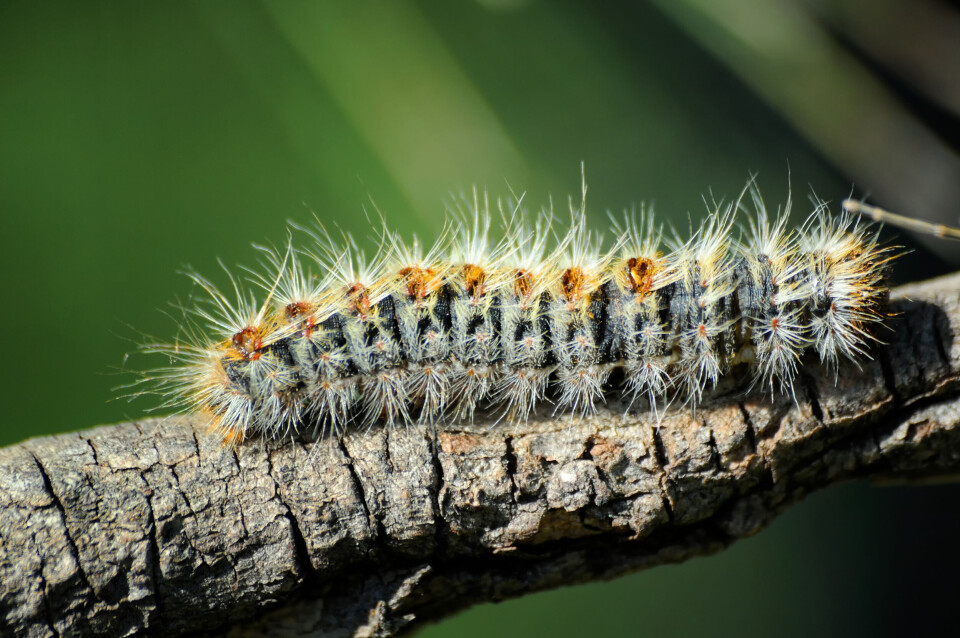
[2,273,960,638]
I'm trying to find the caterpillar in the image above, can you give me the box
[141,181,896,445]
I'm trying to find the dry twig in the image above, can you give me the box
[2,273,959,638]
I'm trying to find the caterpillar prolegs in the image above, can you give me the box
[143,182,895,445]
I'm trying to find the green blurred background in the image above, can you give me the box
[2,1,959,636]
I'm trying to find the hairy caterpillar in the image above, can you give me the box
[141,181,896,445]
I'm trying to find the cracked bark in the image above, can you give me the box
[2,272,960,638]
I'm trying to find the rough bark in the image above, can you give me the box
[2,272,959,638]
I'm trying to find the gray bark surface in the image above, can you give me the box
[2,272,959,638]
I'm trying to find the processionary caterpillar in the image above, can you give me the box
[139,179,898,446]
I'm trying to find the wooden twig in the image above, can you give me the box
[2,273,959,638]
